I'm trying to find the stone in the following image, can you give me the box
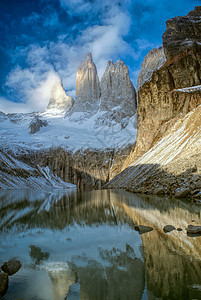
[134,225,153,234]
[47,78,74,113]
[163,225,176,233]
[29,116,48,134]
[162,6,201,60]
[187,225,201,234]
[1,259,22,276]
[100,60,137,121]
[74,53,100,113]
[137,47,166,90]
[0,272,8,296]
[177,228,182,231]
[175,188,191,198]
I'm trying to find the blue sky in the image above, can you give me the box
[0,0,200,113]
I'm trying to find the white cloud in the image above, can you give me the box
[3,0,157,113]
[1,71,61,113]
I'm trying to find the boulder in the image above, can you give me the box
[0,272,8,296]
[163,225,176,233]
[134,225,153,234]
[175,188,191,198]
[1,259,22,276]
[187,225,201,234]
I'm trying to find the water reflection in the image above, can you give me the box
[0,190,201,299]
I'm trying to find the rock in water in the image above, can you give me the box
[163,6,201,60]
[29,116,48,134]
[100,60,137,120]
[47,78,74,113]
[74,53,100,113]
[187,225,201,234]
[163,225,176,233]
[0,273,8,296]
[134,225,153,234]
[137,47,166,90]
[1,259,22,276]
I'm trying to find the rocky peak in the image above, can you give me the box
[29,116,48,134]
[47,78,74,113]
[100,59,137,120]
[74,52,101,113]
[162,6,201,60]
[137,47,166,90]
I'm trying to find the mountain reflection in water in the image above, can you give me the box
[0,189,201,300]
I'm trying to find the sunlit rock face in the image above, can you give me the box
[163,6,201,60]
[74,53,101,113]
[100,60,137,119]
[47,78,74,112]
[137,47,166,90]
[123,6,201,165]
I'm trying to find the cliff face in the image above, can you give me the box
[100,60,137,120]
[18,144,133,190]
[106,103,201,198]
[74,53,101,113]
[163,6,201,60]
[124,6,201,166]
[137,47,166,90]
[107,6,201,197]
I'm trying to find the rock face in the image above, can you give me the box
[29,116,48,134]
[74,53,100,113]
[106,102,201,198]
[137,47,166,90]
[124,6,201,165]
[47,79,74,112]
[106,7,201,197]
[163,6,201,60]
[21,145,133,190]
[100,60,137,120]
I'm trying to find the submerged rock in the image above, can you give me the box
[1,259,22,276]
[163,225,176,233]
[0,272,8,296]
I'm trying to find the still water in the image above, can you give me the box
[0,189,201,300]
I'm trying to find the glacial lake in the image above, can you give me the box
[0,189,201,300]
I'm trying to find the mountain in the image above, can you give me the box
[106,6,201,198]
[0,55,137,189]
[73,52,101,113]
[47,78,74,114]
[99,60,137,126]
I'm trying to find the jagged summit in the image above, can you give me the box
[100,59,137,121]
[137,47,166,90]
[73,52,101,113]
[47,78,74,114]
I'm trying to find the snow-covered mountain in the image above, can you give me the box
[0,55,137,189]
